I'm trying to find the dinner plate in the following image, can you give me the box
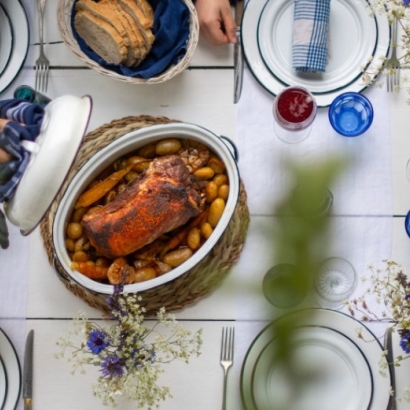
[0,0,29,95]
[242,0,390,107]
[240,309,391,410]
[0,329,21,410]
[258,0,378,94]
[0,356,7,410]
[0,4,13,79]
[250,326,372,410]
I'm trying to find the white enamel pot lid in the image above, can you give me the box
[5,94,93,235]
[52,122,240,294]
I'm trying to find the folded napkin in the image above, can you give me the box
[292,0,331,73]
[72,0,190,79]
[0,99,45,202]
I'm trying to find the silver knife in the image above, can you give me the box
[23,330,34,410]
[233,0,245,104]
[384,327,397,410]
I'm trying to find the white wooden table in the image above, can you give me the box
[2,1,410,409]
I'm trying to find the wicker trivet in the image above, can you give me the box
[40,115,250,316]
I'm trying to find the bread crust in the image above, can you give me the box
[113,1,148,64]
[117,0,155,46]
[74,9,128,65]
[75,0,155,67]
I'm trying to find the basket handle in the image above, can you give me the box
[219,136,239,161]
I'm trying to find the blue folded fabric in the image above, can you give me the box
[0,99,45,202]
[292,0,331,73]
[72,0,190,79]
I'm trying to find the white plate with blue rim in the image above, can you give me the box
[0,3,13,79]
[0,328,21,410]
[0,0,29,95]
[0,355,7,410]
[242,0,390,107]
[240,309,391,410]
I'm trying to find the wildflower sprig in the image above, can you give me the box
[361,0,410,100]
[56,284,203,409]
[346,260,410,402]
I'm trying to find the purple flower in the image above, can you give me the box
[100,355,124,378]
[404,0,410,6]
[400,331,410,353]
[87,329,109,354]
[105,283,126,318]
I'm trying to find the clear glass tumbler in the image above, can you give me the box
[291,185,333,218]
[272,86,317,143]
[263,264,307,308]
[313,257,357,310]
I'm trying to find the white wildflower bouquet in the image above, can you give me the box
[346,260,410,401]
[362,0,410,96]
[56,284,203,409]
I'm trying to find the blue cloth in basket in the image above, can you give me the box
[292,0,331,73]
[0,99,45,202]
[72,0,190,79]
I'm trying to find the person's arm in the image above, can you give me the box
[195,0,237,46]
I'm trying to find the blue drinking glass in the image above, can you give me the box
[328,92,374,137]
[405,211,410,237]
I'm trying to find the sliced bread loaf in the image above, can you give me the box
[77,0,146,66]
[113,1,148,65]
[74,9,128,65]
[117,0,155,47]
[134,0,154,22]
[76,0,128,42]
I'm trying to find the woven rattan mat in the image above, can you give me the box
[40,115,250,315]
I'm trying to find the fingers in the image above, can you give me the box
[0,119,13,164]
[196,0,237,46]
[202,21,231,46]
[0,148,12,164]
[0,118,8,132]
[221,6,237,44]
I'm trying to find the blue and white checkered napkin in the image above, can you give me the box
[0,99,45,202]
[292,0,331,73]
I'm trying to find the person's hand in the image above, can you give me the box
[0,119,13,165]
[195,0,237,46]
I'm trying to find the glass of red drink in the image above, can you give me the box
[272,86,317,143]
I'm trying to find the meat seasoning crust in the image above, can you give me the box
[82,155,203,258]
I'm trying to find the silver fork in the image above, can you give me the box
[220,326,234,410]
[35,0,50,93]
[386,19,400,92]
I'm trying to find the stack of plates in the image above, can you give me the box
[0,0,29,95]
[242,0,391,107]
[0,328,21,410]
[241,309,391,410]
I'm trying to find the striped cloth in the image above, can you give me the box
[292,0,331,73]
[0,99,45,202]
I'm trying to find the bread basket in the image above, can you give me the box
[40,116,250,315]
[57,0,199,84]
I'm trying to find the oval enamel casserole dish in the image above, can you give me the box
[52,122,240,295]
